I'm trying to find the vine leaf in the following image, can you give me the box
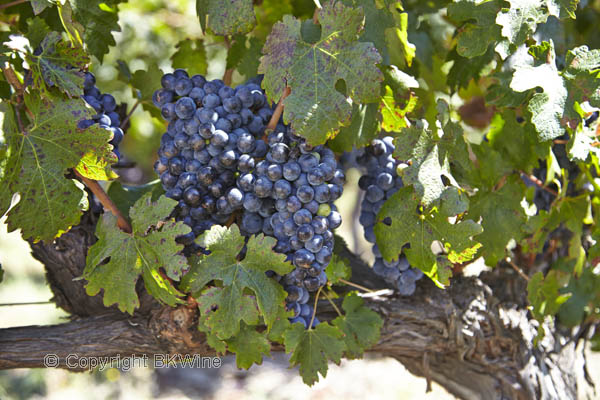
[26,32,89,97]
[70,0,125,62]
[340,0,413,67]
[447,0,502,58]
[131,63,164,119]
[181,225,294,334]
[394,115,470,206]
[196,0,256,36]
[26,17,51,50]
[31,1,53,15]
[83,193,189,315]
[511,42,600,140]
[328,103,379,152]
[196,287,259,340]
[325,253,351,285]
[469,176,528,266]
[284,322,345,386]
[380,85,417,132]
[226,36,264,78]
[375,186,482,286]
[226,323,272,369]
[528,271,571,340]
[0,95,115,242]
[332,293,382,359]
[171,40,207,75]
[260,1,383,145]
[496,1,553,48]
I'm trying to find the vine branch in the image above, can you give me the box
[266,86,291,131]
[0,0,27,11]
[73,170,132,233]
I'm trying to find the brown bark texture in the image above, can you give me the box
[0,212,594,400]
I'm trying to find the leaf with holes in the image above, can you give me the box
[374,186,482,286]
[511,43,600,140]
[260,1,383,144]
[83,193,189,314]
[0,95,115,242]
[181,225,294,334]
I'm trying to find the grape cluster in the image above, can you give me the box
[153,69,272,250]
[244,132,344,328]
[356,137,424,295]
[153,71,345,328]
[78,72,124,160]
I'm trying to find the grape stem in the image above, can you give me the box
[322,290,342,317]
[506,259,529,281]
[222,36,234,86]
[0,0,27,10]
[313,1,322,24]
[74,170,133,234]
[519,171,558,197]
[338,278,374,293]
[309,285,322,330]
[265,86,291,133]
[120,100,140,129]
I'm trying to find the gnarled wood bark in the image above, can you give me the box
[0,212,593,400]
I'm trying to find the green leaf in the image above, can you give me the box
[259,2,383,145]
[328,103,380,152]
[486,110,548,171]
[496,0,552,48]
[548,0,580,19]
[26,32,89,97]
[284,322,345,386]
[379,85,417,132]
[332,293,382,359]
[70,0,125,62]
[107,180,164,220]
[26,17,51,50]
[131,63,164,119]
[0,95,115,242]
[226,323,272,369]
[393,114,470,206]
[31,0,53,15]
[447,0,502,58]
[528,271,571,322]
[325,253,351,285]
[196,286,259,339]
[375,186,482,286]
[511,42,600,140]
[181,225,294,333]
[469,177,528,266]
[226,36,263,78]
[171,40,207,75]
[340,0,412,67]
[83,193,189,314]
[196,0,256,36]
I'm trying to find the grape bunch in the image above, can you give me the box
[356,137,424,295]
[78,72,124,160]
[152,71,345,328]
[239,131,345,328]
[152,69,272,250]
